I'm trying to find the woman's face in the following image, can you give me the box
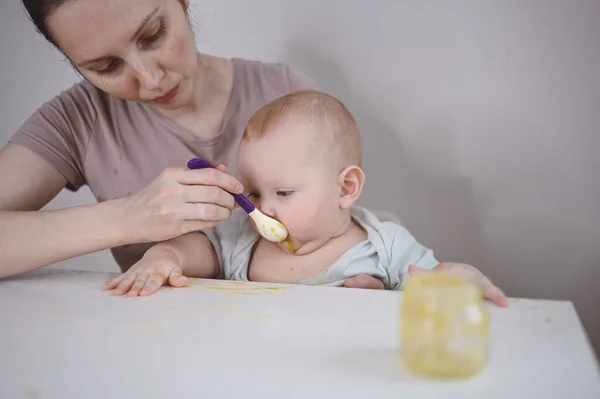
[47,0,198,110]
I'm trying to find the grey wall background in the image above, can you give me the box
[1,1,599,354]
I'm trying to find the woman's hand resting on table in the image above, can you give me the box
[344,263,508,307]
[119,164,242,243]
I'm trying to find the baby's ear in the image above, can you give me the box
[338,165,365,209]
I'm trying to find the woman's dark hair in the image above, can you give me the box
[21,0,189,49]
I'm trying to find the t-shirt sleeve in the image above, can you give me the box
[383,223,439,290]
[200,228,226,280]
[200,209,255,280]
[8,82,98,191]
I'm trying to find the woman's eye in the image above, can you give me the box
[97,59,120,76]
[142,21,166,45]
[276,190,293,197]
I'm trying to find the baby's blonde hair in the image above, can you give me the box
[243,90,362,168]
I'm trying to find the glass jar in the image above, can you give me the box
[400,273,490,378]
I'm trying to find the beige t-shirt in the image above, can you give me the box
[10,58,317,271]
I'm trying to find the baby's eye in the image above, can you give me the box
[276,190,293,198]
[247,192,260,199]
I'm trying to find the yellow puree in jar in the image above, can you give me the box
[400,273,490,378]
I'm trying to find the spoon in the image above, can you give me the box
[187,158,289,242]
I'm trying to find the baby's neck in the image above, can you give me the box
[277,213,358,256]
[250,212,367,284]
[330,213,355,240]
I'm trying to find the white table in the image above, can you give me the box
[1,268,599,399]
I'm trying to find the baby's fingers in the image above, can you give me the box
[407,263,508,307]
[138,269,169,296]
[112,274,138,296]
[480,281,508,308]
[167,268,188,288]
[102,276,123,291]
[127,272,151,297]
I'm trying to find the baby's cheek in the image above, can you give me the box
[282,215,316,239]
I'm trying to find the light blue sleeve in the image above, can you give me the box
[200,209,252,280]
[379,222,439,290]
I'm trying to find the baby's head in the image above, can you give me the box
[238,90,365,255]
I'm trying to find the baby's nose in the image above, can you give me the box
[258,202,277,218]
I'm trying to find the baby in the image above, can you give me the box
[104,91,506,306]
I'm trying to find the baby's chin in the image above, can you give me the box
[249,221,329,255]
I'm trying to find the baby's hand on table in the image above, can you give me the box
[344,274,385,290]
[408,263,508,307]
[103,245,188,297]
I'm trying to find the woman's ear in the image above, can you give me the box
[338,165,365,209]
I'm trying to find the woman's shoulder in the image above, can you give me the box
[9,79,128,191]
[231,57,318,98]
[25,79,118,130]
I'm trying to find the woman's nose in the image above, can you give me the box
[131,56,164,90]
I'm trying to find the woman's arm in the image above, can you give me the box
[0,143,129,278]
[0,143,243,279]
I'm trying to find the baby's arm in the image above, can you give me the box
[103,232,220,297]
[385,224,439,291]
[384,224,507,307]
[408,263,508,307]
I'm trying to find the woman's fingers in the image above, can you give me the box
[181,185,235,209]
[181,203,232,221]
[175,168,243,194]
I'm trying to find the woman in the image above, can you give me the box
[0,0,385,290]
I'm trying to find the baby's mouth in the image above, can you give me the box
[249,219,297,254]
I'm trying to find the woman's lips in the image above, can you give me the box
[151,83,180,104]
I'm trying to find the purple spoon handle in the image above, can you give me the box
[187,158,256,214]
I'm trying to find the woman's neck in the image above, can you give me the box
[158,53,234,140]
